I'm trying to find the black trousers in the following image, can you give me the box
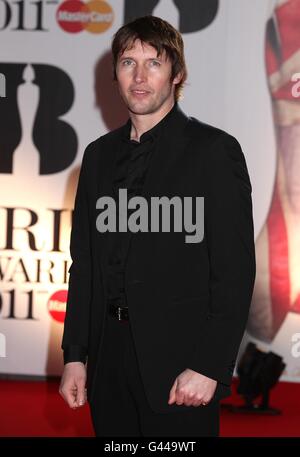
[89,311,220,437]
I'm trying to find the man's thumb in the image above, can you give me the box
[76,380,86,406]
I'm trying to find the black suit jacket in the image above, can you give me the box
[62,104,256,414]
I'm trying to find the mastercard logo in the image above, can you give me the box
[47,290,68,323]
[57,0,114,34]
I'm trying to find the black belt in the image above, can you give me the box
[108,303,129,321]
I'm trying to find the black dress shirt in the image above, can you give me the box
[106,102,181,308]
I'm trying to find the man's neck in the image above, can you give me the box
[129,100,175,142]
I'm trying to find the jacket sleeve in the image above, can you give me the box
[187,133,256,386]
[61,142,95,365]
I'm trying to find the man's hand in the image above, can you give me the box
[59,362,87,409]
[168,368,217,407]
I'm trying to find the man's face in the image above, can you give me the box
[115,39,181,115]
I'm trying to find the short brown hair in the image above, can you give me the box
[111,15,187,102]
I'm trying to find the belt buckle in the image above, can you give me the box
[117,306,122,321]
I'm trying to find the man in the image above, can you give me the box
[59,15,256,437]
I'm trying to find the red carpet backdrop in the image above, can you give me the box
[0,0,299,405]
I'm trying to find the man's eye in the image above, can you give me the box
[123,60,133,65]
[150,61,161,66]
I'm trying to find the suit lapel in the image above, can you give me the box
[95,131,123,296]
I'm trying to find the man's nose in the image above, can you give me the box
[133,65,147,83]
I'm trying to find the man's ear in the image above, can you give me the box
[173,71,183,85]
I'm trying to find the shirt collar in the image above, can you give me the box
[122,101,181,144]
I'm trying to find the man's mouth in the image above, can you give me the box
[131,90,150,96]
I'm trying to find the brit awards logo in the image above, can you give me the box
[0,63,77,324]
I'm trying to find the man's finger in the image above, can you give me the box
[77,392,87,406]
[168,378,177,404]
[64,387,79,409]
[182,391,195,406]
[62,382,81,409]
[175,386,186,405]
